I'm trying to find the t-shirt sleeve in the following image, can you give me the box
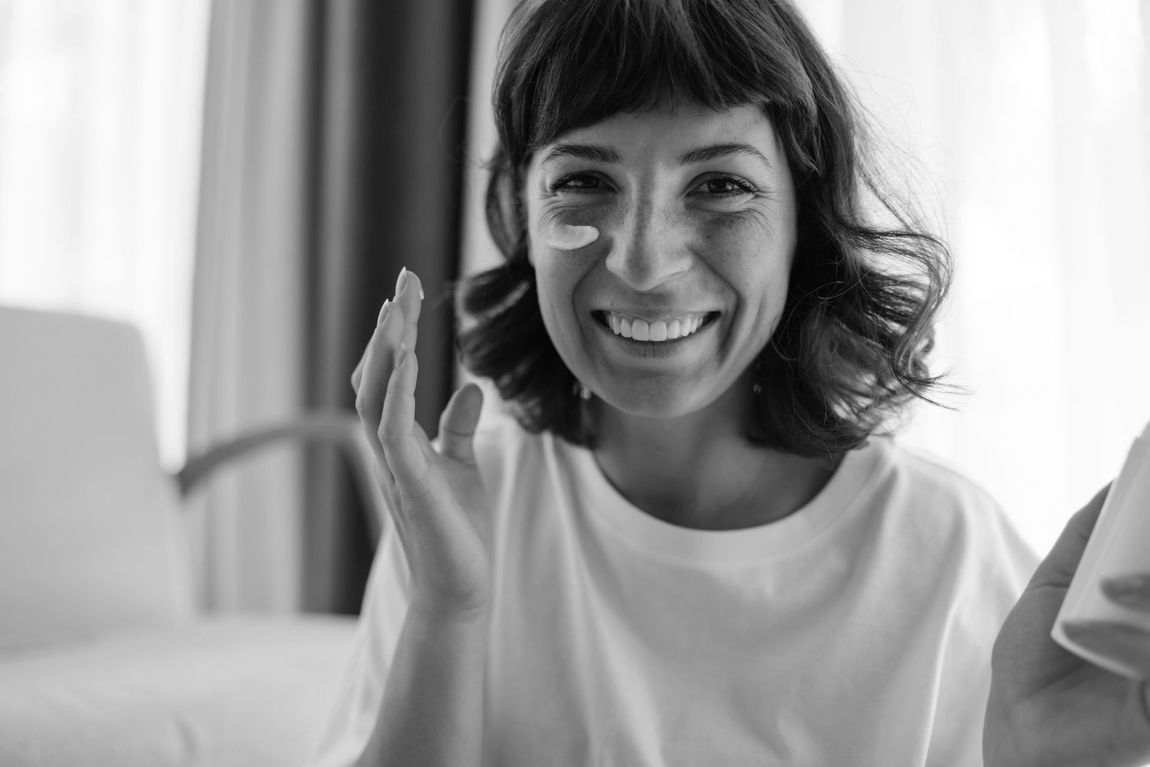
[925,500,1039,767]
[306,520,411,766]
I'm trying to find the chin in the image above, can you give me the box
[592,383,716,422]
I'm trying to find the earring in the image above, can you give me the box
[573,381,592,401]
[752,382,763,395]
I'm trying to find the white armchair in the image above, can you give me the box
[0,304,378,766]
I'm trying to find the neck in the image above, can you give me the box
[590,386,839,530]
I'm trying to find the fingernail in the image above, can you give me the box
[377,299,391,326]
[1062,619,1107,637]
[1102,574,1150,605]
[1103,574,1150,591]
[1063,618,1144,636]
[395,267,409,296]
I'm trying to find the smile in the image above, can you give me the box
[596,311,716,342]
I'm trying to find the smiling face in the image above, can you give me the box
[524,102,798,422]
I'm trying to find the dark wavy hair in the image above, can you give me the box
[456,0,953,457]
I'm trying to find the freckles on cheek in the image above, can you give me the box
[698,211,793,313]
[699,209,774,243]
[699,210,793,266]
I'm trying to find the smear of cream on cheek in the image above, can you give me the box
[541,221,600,250]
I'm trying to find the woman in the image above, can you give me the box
[312,1,1150,765]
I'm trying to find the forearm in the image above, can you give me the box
[354,604,489,767]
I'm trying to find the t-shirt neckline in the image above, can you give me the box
[560,436,890,564]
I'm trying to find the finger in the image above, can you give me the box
[437,383,484,465]
[1026,484,1110,592]
[351,299,393,394]
[1061,620,1150,679]
[357,354,402,497]
[1103,575,1150,613]
[355,303,406,432]
[395,268,423,352]
[353,264,418,395]
[379,345,431,499]
[355,304,406,511]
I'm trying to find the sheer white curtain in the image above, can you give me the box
[0,0,211,468]
[462,0,1150,555]
[798,0,1150,554]
[187,0,312,613]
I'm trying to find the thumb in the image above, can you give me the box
[437,382,484,464]
[1027,484,1110,592]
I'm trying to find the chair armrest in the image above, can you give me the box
[176,411,385,540]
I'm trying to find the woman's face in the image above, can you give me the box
[524,102,797,420]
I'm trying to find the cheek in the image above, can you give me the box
[532,254,590,351]
[698,210,795,276]
[698,211,795,339]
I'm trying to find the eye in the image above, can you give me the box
[692,174,758,198]
[549,172,611,194]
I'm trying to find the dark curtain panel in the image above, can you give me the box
[302,0,474,613]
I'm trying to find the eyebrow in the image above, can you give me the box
[541,144,620,164]
[540,142,772,169]
[680,143,772,169]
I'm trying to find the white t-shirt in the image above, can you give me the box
[309,417,1038,766]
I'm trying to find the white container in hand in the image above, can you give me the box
[1052,421,1150,679]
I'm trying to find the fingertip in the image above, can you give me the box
[438,383,484,461]
[408,270,425,301]
[460,381,484,411]
[1101,575,1150,611]
[403,275,424,325]
[446,380,483,410]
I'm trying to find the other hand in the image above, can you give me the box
[984,486,1150,767]
[352,268,491,618]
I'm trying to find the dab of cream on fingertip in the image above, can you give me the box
[543,223,599,250]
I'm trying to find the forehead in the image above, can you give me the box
[535,103,782,164]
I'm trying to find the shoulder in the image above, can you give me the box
[861,436,1039,590]
[865,436,1008,523]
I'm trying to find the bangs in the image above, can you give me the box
[495,0,820,164]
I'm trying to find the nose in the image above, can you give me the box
[604,198,692,291]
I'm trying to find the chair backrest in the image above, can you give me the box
[0,305,194,650]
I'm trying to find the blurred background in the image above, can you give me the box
[0,0,1147,618]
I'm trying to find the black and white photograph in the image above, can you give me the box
[1,1,1149,765]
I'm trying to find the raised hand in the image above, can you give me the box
[352,268,491,618]
[984,487,1150,767]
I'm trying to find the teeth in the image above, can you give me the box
[603,312,708,342]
